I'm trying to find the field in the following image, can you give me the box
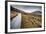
[21,13,42,28]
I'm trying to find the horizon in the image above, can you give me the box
[12,5,42,13]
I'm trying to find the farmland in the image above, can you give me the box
[21,13,42,28]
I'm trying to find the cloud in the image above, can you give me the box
[12,5,42,13]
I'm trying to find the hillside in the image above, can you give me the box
[21,13,42,28]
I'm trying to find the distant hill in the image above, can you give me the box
[32,11,42,15]
[12,7,42,15]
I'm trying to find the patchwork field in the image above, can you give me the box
[21,13,42,28]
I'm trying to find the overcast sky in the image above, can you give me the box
[12,5,42,13]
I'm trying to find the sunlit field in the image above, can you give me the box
[21,13,42,28]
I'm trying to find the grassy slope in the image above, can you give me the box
[21,13,42,28]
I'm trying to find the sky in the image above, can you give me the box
[12,5,42,13]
